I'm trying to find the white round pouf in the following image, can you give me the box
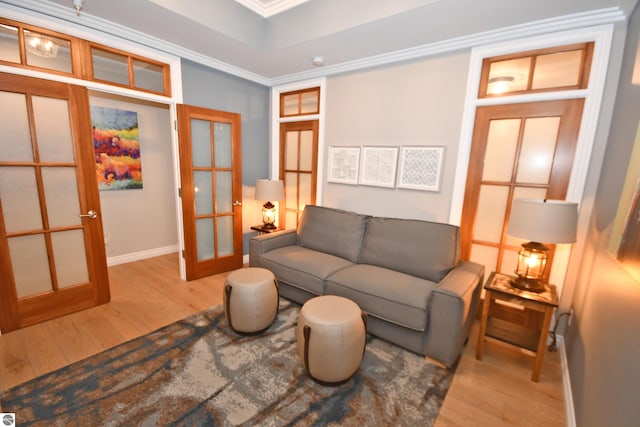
[297,295,367,385]
[223,267,279,335]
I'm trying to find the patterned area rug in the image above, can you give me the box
[0,300,454,426]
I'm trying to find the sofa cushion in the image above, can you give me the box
[359,217,460,282]
[325,264,437,331]
[297,205,369,263]
[260,245,353,295]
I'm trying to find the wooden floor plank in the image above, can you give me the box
[0,253,566,426]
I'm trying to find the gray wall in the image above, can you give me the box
[323,52,470,221]
[180,60,270,253]
[90,94,178,259]
[565,5,640,426]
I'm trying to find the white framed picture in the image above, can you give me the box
[358,146,399,188]
[327,146,360,185]
[397,146,444,191]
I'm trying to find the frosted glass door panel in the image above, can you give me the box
[24,30,72,74]
[217,216,233,257]
[483,119,520,182]
[0,92,32,162]
[91,48,129,86]
[474,185,509,243]
[52,230,89,288]
[0,24,20,63]
[42,167,82,228]
[193,171,213,215]
[532,50,582,89]
[501,250,520,276]
[214,122,232,168]
[285,132,299,169]
[470,244,498,280]
[196,218,215,261]
[0,167,43,232]
[9,235,53,298]
[132,59,164,93]
[32,96,75,162]
[285,173,297,210]
[299,131,313,170]
[300,91,319,114]
[516,117,560,184]
[299,174,312,210]
[216,171,232,213]
[191,119,212,167]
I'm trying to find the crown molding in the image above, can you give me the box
[232,0,310,18]
[0,1,627,87]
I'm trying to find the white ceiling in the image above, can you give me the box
[3,0,638,83]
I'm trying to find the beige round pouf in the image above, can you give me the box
[224,267,279,335]
[297,295,367,385]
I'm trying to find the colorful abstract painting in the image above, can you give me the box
[90,106,143,190]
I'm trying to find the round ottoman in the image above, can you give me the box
[297,295,367,385]
[223,267,279,335]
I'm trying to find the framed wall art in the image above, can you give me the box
[327,146,360,185]
[397,146,444,191]
[358,146,398,188]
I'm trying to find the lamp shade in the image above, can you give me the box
[255,179,284,201]
[507,199,578,244]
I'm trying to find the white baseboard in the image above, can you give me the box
[558,335,576,427]
[106,245,179,266]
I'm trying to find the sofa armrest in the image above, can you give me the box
[423,260,484,367]
[249,229,297,267]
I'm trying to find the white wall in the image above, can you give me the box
[322,51,470,222]
[89,93,178,259]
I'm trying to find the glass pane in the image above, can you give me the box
[193,171,213,215]
[0,24,20,63]
[474,185,509,243]
[92,47,129,86]
[32,96,75,163]
[9,234,53,298]
[214,122,232,168]
[285,172,297,210]
[505,186,548,246]
[501,249,520,276]
[516,117,560,184]
[532,50,582,90]
[285,131,298,170]
[487,57,531,95]
[286,211,298,229]
[24,30,72,74]
[191,119,212,168]
[217,216,233,257]
[0,91,32,162]
[0,167,43,232]
[196,218,215,261]
[300,90,319,114]
[42,167,81,228]
[299,173,311,210]
[283,93,298,116]
[216,171,232,213]
[51,230,89,288]
[470,244,498,278]
[483,119,520,182]
[299,130,313,171]
[132,59,165,93]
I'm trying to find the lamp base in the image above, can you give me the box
[510,277,546,293]
[261,222,277,230]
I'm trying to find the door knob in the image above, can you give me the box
[79,210,97,219]
[233,200,242,206]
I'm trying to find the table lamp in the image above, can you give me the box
[506,199,578,292]
[255,179,284,230]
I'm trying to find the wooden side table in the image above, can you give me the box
[250,224,283,235]
[475,272,558,382]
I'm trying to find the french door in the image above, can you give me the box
[460,99,584,280]
[0,73,109,332]
[177,105,243,280]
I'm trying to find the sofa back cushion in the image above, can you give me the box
[359,217,460,282]
[297,205,369,263]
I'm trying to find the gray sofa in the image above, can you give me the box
[249,205,484,368]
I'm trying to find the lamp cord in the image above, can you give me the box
[548,311,571,352]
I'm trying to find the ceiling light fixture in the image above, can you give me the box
[311,56,324,66]
[25,34,59,58]
[72,0,84,16]
[487,75,515,95]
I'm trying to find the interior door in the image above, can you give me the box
[279,120,318,229]
[460,99,584,280]
[0,73,110,332]
[177,105,243,280]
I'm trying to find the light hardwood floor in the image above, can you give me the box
[0,253,566,426]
